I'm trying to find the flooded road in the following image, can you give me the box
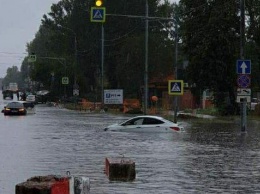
[1,96,260,193]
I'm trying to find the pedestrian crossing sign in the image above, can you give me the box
[91,7,106,22]
[168,80,184,95]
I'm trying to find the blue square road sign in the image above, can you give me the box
[236,60,251,74]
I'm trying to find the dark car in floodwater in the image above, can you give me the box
[1,102,27,116]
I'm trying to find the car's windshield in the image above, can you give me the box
[7,102,24,108]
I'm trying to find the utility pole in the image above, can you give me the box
[57,24,78,95]
[173,15,179,123]
[74,35,77,86]
[91,0,106,112]
[240,0,245,59]
[144,0,149,115]
[240,0,247,132]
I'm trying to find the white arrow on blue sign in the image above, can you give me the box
[236,60,251,74]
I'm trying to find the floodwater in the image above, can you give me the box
[1,94,260,194]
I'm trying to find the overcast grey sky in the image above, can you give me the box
[0,0,179,78]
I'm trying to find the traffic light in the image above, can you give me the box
[95,0,102,6]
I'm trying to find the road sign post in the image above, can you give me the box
[236,59,251,132]
[168,80,183,123]
[168,80,184,95]
[91,6,106,112]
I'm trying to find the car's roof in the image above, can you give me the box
[130,115,165,120]
[6,101,24,107]
[7,101,23,104]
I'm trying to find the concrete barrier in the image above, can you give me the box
[15,175,69,194]
[105,157,136,181]
[73,176,90,194]
[16,175,90,194]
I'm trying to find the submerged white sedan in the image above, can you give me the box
[104,115,184,132]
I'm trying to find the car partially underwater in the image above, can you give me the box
[103,115,184,133]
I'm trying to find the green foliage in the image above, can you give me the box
[22,0,175,100]
[14,0,260,115]
[179,0,240,113]
[246,0,260,91]
[2,66,24,89]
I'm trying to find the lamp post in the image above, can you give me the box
[57,25,78,89]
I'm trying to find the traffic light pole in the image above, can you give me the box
[90,3,105,112]
[101,23,105,112]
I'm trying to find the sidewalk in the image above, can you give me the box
[167,110,216,119]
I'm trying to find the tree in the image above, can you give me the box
[246,0,260,92]
[179,0,240,114]
[2,66,23,89]
[24,0,176,101]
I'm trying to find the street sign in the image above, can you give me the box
[237,88,251,96]
[90,7,106,22]
[104,89,123,104]
[237,74,251,88]
[73,89,79,96]
[62,77,69,85]
[28,55,36,63]
[236,60,251,74]
[168,80,184,95]
[237,96,251,103]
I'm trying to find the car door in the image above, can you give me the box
[121,118,144,132]
[141,118,165,132]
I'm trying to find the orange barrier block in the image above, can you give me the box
[51,178,69,194]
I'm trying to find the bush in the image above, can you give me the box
[254,104,260,116]
[125,108,143,114]
[218,103,240,116]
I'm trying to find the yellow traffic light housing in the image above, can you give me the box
[95,0,102,6]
